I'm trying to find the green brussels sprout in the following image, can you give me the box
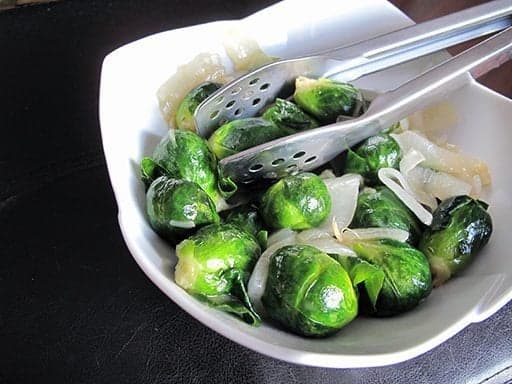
[293,76,364,123]
[175,223,261,324]
[260,172,331,230]
[418,195,492,287]
[208,117,293,160]
[176,82,221,131]
[146,129,233,206]
[146,176,220,243]
[262,244,358,337]
[224,204,268,248]
[261,98,319,131]
[349,238,432,316]
[344,134,402,183]
[351,186,423,245]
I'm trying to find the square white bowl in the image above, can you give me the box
[99,0,512,368]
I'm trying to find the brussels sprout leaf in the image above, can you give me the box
[333,255,385,310]
[140,157,165,188]
[218,174,238,199]
[194,269,261,326]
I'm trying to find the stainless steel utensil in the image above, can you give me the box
[195,0,512,138]
[215,26,512,184]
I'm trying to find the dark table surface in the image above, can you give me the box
[1,1,511,383]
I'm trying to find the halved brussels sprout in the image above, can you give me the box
[293,76,364,123]
[175,223,261,324]
[208,117,293,160]
[146,176,220,243]
[146,129,232,207]
[175,82,221,131]
[348,238,432,316]
[262,244,358,337]
[224,204,268,248]
[261,98,319,131]
[351,186,423,245]
[344,134,402,184]
[418,195,492,287]
[260,172,331,230]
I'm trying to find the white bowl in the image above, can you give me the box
[99,0,512,368]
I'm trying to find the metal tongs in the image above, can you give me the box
[194,0,512,184]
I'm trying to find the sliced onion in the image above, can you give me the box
[378,168,433,226]
[247,237,295,314]
[408,166,472,201]
[319,169,336,179]
[222,29,275,72]
[399,149,438,211]
[169,220,196,229]
[157,53,231,130]
[299,236,357,257]
[319,174,362,235]
[296,228,332,242]
[391,130,491,186]
[341,227,410,243]
[267,228,296,247]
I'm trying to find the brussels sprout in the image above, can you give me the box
[224,204,268,248]
[262,244,358,337]
[261,98,319,131]
[351,186,423,245]
[293,76,364,123]
[176,82,221,131]
[418,195,492,287]
[208,118,293,160]
[175,223,261,324]
[147,129,232,206]
[349,238,432,316]
[146,176,220,243]
[344,134,402,183]
[260,172,331,230]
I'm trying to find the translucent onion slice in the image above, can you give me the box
[408,166,472,201]
[378,168,433,226]
[301,237,357,257]
[157,53,231,130]
[247,237,295,314]
[404,101,458,144]
[169,220,196,229]
[319,174,362,235]
[391,130,491,186]
[223,29,276,72]
[267,228,296,247]
[341,227,410,243]
[296,228,332,242]
[399,149,438,211]
[319,169,336,179]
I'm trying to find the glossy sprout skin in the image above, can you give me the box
[175,82,221,131]
[175,223,262,324]
[146,176,220,243]
[344,134,402,184]
[149,129,227,205]
[419,195,492,287]
[208,117,294,160]
[293,76,364,124]
[351,186,423,245]
[262,98,319,132]
[350,238,432,316]
[260,172,332,230]
[262,244,358,337]
[224,203,268,248]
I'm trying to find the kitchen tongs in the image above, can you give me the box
[194,1,512,184]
